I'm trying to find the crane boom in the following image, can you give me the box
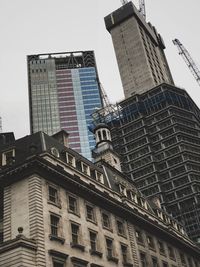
[98,81,111,108]
[173,38,200,86]
[139,0,146,19]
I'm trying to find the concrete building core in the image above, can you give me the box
[104,1,174,98]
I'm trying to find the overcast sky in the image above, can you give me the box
[0,0,200,138]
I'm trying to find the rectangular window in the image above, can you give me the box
[86,205,95,222]
[147,235,155,249]
[67,153,76,167]
[50,215,59,236]
[68,195,78,214]
[168,246,175,259]
[140,252,147,267]
[135,229,143,243]
[2,149,15,166]
[89,231,97,251]
[187,257,193,267]
[127,190,133,200]
[102,212,110,229]
[71,223,79,244]
[106,238,113,258]
[81,162,90,175]
[121,244,128,263]
[116,220,125,236]
[180,252,186,264]
[49,186,58,204]
[152,257,159,267]
[53,261,64,267]
[95,170,104,183]
[158,241,165,254]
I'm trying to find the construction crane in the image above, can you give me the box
[139,0,146,19]
[121,0,128,5]
[173,38,200,86]
[120,0,146,19]
[91,78,118,128]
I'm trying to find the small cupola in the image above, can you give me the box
[92,124,121,172]
[94,123,112,147]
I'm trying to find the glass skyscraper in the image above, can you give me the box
[27,51,102,160]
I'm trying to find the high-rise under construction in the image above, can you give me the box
[104,1,174,98]
[92,83,200,243]
[100,2,200,242]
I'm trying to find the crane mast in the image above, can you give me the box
[173,38,200,86]
[139,0,146,19]
[120,0,146,20]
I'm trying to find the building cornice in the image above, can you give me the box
[0,235,37,254]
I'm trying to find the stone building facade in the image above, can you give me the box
[0,131,199,266]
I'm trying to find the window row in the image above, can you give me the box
[140,250,199,267]
[48,187,127,236]
[50,215,132,265]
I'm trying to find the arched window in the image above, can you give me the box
[103,130,107,140]
[98,131,102,141]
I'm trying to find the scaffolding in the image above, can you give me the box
[91,85,200,128]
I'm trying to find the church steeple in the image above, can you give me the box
[92,123,121,171]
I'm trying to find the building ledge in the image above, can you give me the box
[49,234,65,244]
[49,249,68,259]
[90,249,103,257]
[91,264,104,267]
[71,256,88,266]
[123,262,133,267]
[70,242,85,251]
[107,256,119,263]
[0,234,37,254]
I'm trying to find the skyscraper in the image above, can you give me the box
[27,51,102,160]
[93,83,200,242]
[104,1,174,98]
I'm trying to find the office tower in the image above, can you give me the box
[27,51,103,160]
[0,130,200,266]
[93,83,200,243]
[104,1,174,98]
